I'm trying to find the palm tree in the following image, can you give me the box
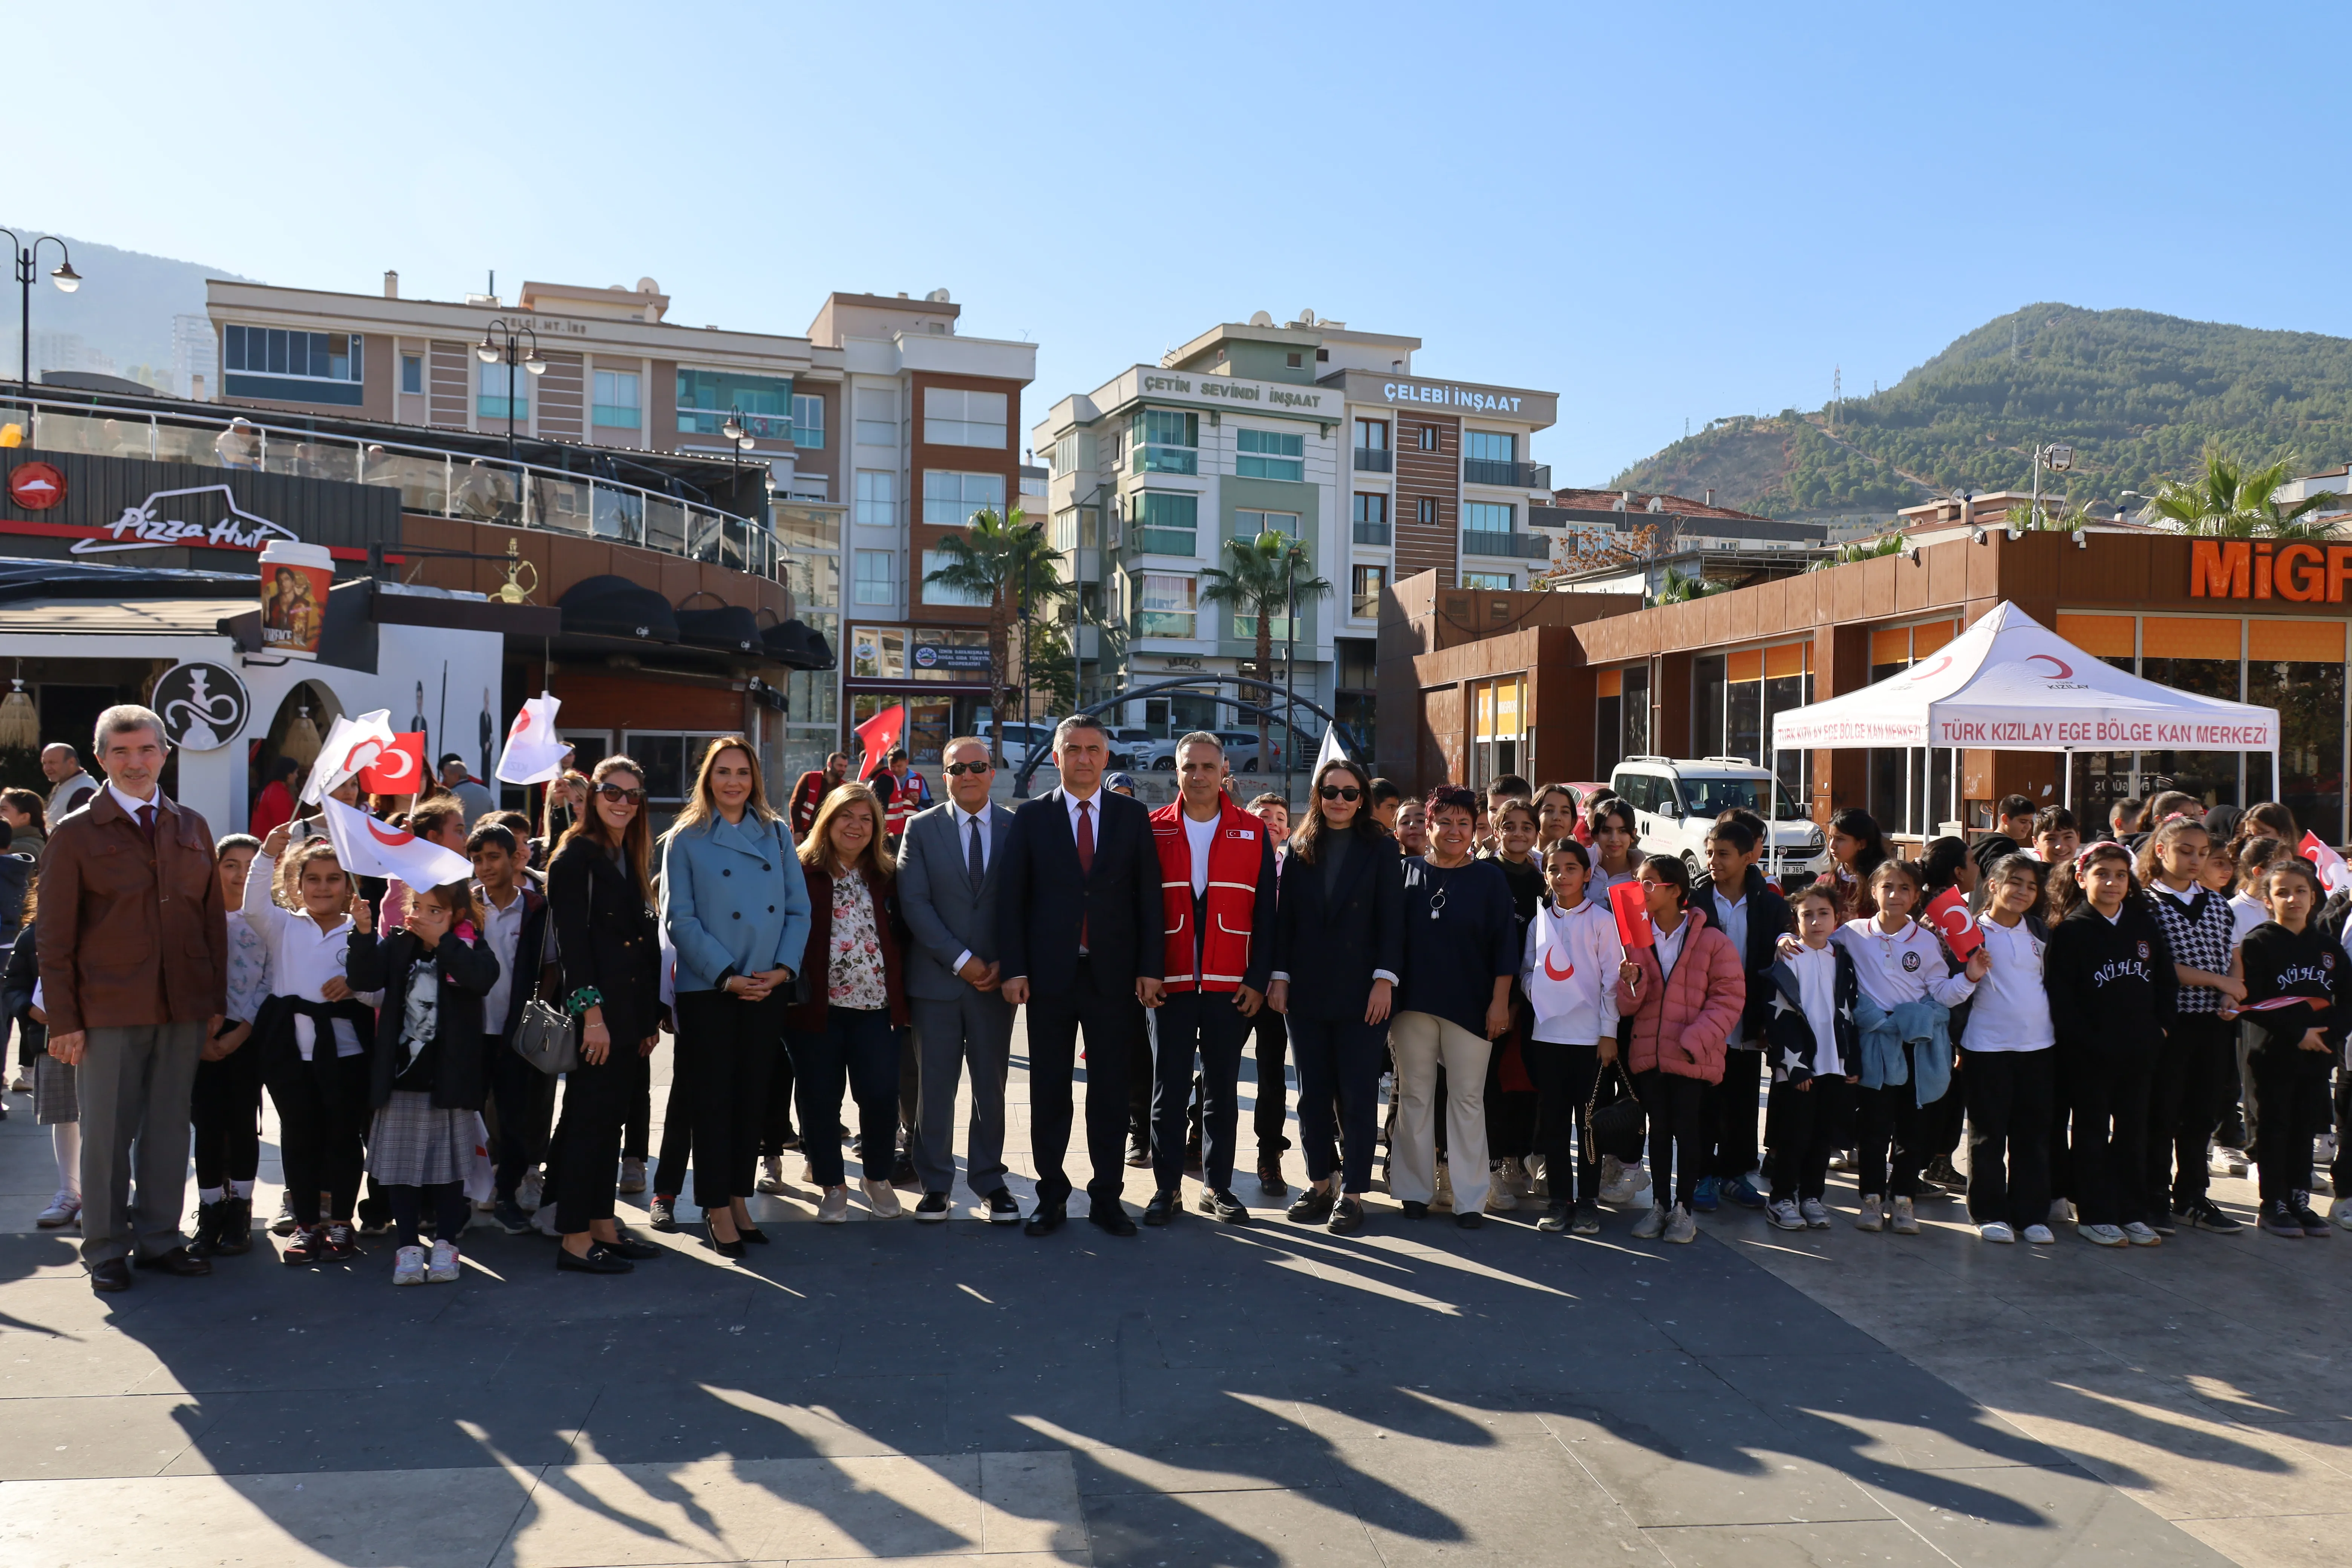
[1649,564,1722,605]
[2144,449,2341,538]
[1198,529,1332,768]
[922,506,1069,765]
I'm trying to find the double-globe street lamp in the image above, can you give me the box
[1,230,81,395]
[475,318,545,465]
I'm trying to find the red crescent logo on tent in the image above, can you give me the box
[1907,654,1954,681]
[1542,951,1575,982]
[366,819,417,848]
[2027,654,2073,678]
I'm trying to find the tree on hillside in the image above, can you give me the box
[2143,449,2341,538]
[1200,529,1331,767]
[922,507,1069,764]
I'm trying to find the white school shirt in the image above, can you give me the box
[1789,942,1842,1077]
[239,853,375,1060]
[477,882,530,1035]
[1521,899,1620,1045]
[2228,893,2267,952]
[1711,888,1751,1043]
[1832,916,1976,1012]
[1959,917,2054,1052]
[1652,915,1690,982]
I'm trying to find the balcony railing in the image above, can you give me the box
[1352,446,1392,473]
[1352,519,1391,546]
[11,394,782,579]
[1462,529,1552,560]
[1463,458,1551,490]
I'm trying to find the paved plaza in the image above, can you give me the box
[0,1021,2344,1568]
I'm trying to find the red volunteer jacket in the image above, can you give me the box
[1149,796,1280,994]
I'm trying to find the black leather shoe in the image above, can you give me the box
[1401,1200,1430,1220]
[890,1153,919,1187]
[985,1189,1022,1225]
[1024,1203,1066,1237]
[1089,1205,1139,1237]
[737,1225,769,1244]
[90,1258,131,1294]
[1455,1210,1484,1230]
[1257,1157,1289,1198]
[706,1233,746,1260]
[1328,1196,1366,1235]
[916,1191,951,1223]
[1199,1188,1250,1223]
[1287,1186,1335,1224]
[1142,1190,1179,1227]
[557,1243,633,1274]
[134,1246,212,1276]
[605,1231,661,1261]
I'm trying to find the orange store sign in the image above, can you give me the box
[2190,538,2352,602]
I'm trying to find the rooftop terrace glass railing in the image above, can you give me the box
[15,396,778,578]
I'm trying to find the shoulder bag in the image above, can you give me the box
[1584,1058,1647,1164]
[509,910,579,1075]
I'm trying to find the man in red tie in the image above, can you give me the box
[997,715,1164,1236]
[38,705,229,1294]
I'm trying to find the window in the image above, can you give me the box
[922,470,1005,527]
[1053,506,1100,550]
[853,550,896,605]
[1352,564,1386,617]
[478,360,528,421]
[1462,571,1513,590]
[854,388,897,446]
[1355,418,1388,452]
[1233,508,1300,545]
[592,369,640,428]
[1352,492,1389,545]
[923,387,1008,447]
[854,469,896,528]
[1020,470,1047,498]
[1285,351,1303,368]
[676,369,791,437]
[792,393,825,449]
[1417,424,1439,451]
[400,354,422,395]
[1050,437,1082,475]
[848,624,906,680]
[1133,572,1197,638]
[222,325,364,405]
[1135,491,1199,555]
[1129,408,1199,475]
[1465,430,1515,464]
[921,549,991,607]
[1415,496,1439,525]
[1236,427,1304,482]
[1464,501,1516,534]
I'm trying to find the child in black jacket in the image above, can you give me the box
[2044,842,2177,1247]
[2233,858,2346,1238]
[1761,882,1859,1231]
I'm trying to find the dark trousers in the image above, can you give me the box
[387,1181,468,1247]
[1026,959,1140,1210]
[1523,1039,1600,1207]
[1252,1010,1292,1156]
[1704,1046,1763,1180]
[2250,1044,2330,1204]
[2333,1064,2352,1197]
[896,1025,918,1157]
[487,1036,558,1201]
[1854,1081,1932,1200]
[1126,1024,1154,1154]
[547,1050,634,1236]
[1290,1013,1386,1192]
[1152,989,1250,1193]
[623,1050,650,1164]
[788,1005,898,1188]
[1917,1079,1967,1165]
[2150,1012,2229,1211]
[1484,1038,1537,1164]
[190,1038,264,1189]
[1962,1047,2054,1228]
[266,1050,371,1227]
[1767,1076,1853,1202]
[2065,1054,2152,1227]
[675,988,785,1210]
[759,1046,799,1155]
[2233,1024,2264,1153]
[1635,1068,1707,1207]
[652,1066,693,1200]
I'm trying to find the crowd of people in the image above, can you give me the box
[6,706,2347,1297]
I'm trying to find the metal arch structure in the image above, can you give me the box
[1012,675,1358,795]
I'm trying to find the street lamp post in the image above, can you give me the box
[2030,442,2073,528]
[475,318,545,466]
[0,230,81,395]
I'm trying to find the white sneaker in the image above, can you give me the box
[1600,1164,1651,1206]
[1891,1196,1919,1236]
[427,1240,461,1282]
[1433,1162,1455,1213]
[2332,1197,2352,1232]
[1664,1204,1697,1244]
[392,1245,427,1285]
[1630,1202,1668,1240]
[2122,1220,2161,1246]
[2210,1148,2249,1178]
[1800,1199,1833,1230]
[1855,1194,1885,1233]
[2082,1223,2127,1247]
[530,1202,563,1237]
[1768,1199,1806,1231]
[817,1186,850,1223]
[757,1155,786,1194]
[2023,1223,2056,1245]
[862,1178,903,1219]
[516,1173,544,1212]
[2050,1197,2076,1224]
[35,1190,81,1228]
[1484,1167,1519,1214]
[1978,1221,2016,1244]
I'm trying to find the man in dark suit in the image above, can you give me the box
[998,715,1164,1236]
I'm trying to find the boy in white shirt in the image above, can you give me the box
[1520,841,1621,1235]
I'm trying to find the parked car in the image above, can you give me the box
[1144,729,1265,772]
[1607,756,1827,879]
[973,720,1058,770]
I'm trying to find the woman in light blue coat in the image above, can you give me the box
[658,738,811,1257]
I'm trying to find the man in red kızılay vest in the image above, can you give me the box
[790,752,848,842]
[1144,732,1279,1227]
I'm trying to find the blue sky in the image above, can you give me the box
[16,3,2350,482]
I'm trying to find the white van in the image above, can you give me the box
[1608,756,1828,879]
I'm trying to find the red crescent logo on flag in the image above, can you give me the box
[512,709,531,735]
[366,819,418,848]
[1542,951,1575,982]
[2027,654,2073,678]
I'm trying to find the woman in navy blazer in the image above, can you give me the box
[1269,757,1404,1234]
[659,738,812,1257]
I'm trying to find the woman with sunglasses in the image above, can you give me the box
[544,758,666,1274]
[1269,758,1404,1234]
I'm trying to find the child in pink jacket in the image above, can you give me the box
[1617,854,1746,1242]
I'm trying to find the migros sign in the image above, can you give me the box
[2190,538,2352,603]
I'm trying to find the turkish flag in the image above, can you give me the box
[1922,886,1983,960]
[358,732,427,795]
[1609,881,1654,949]
[854,704,905,781]
[2299,832,2352,898]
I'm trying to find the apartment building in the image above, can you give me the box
[1034,311,1554,750]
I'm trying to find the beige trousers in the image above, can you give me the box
[1388,1011,1492,1213]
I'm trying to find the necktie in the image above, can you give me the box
[1075,799,1093,953]
[966,813,986,893]
[138,803,156,841]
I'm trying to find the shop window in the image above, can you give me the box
[2247,619,2346,839]
[923,387,1007,448]
[848,625,907,681]
[1236,427,1305,482]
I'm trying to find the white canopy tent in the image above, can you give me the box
[1766,601,2280,847]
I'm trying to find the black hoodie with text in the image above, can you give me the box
[2044,896,2177,1061]
[2236,918,2352,1062]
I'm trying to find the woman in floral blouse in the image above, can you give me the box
[786,781,912,1223]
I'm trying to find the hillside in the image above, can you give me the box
[0,229,251,391]
[1610,304,2352,521]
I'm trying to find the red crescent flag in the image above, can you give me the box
[1923,886,1983,960]
[497,693,567,786]
[321,796,473,887]
[358,732,427,794]
[854,704,905,781]
[1609,881,1654,949]
[1541,949,1576,982]
[2299,832,2352,898]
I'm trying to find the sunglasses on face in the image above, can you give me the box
[596,784,646,804]
[1318,785,1361,801]
[943,761,994,777]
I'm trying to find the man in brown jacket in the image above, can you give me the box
[39,704,228,1293]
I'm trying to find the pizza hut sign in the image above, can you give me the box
[69,484,299,557]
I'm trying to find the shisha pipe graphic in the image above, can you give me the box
[162,669,240,751]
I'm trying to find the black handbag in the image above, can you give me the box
[1585,1058,1647,1162]
[510,997,578,1075]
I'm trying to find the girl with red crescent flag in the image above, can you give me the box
[1517,838,1620,1235]
[2233,858,2346,1238]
